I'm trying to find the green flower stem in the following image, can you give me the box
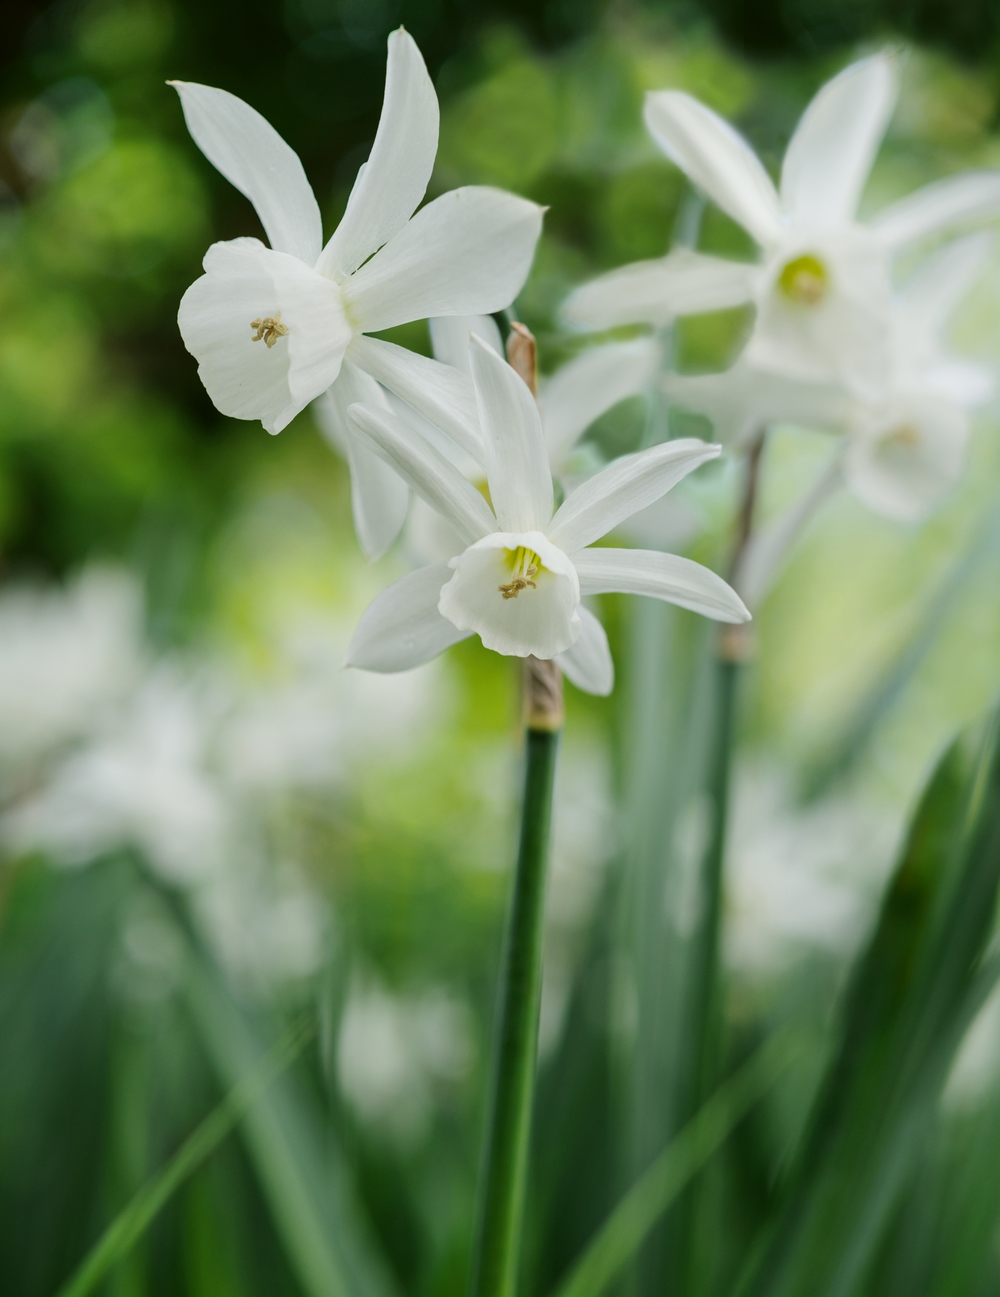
[688,429,765,1102]
[675,433,763,1292]
[470,658,562,1297]
[687,654,741,1111]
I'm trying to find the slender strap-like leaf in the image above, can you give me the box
[549,1032,796,1297]
[54,1019,313,1297]
[146,873,398,1297]
[183,949,397,1297]
[738,705,1000,1297]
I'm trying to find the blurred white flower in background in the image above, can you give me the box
[842,232,996,521]
[0,561,448,995]
[0,566,143,766]
[337,976,474,1142]
[198,861,328,991]
[662,232,997,610]
[722,764,899,977]
[5,662,233,883]
[0,543,476,1001]
[217,610,446,793]
[565,53,1000,403]
[667,232,996,524]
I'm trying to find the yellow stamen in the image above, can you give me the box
[250,313,289,348]
[498,546,541,600]
[777,254,829,306]
[887,423,920,448]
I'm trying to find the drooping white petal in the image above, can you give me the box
[541,338,659,465]
[429,314,503,374]
[925,359,996,409]
[664,362,850,446]
[843,395,969,522]
[170,82,322,265]
[343,187,543,333]
[313,363,409,560]
[561,250,758,331]
[346,564,469,673]
[898,232,994,349]
[317,29,439,279]
[751,227,892,400]
[643,92,783,247]
[781,54,897,229]
[574,548,750,623]
[438,531,581,659]
[178,238,352,434]
[470,337,553,532]
[556,607,614,695]
[549,439,719,555]
[870,172,1000,250]
[347,402,496,546]
[349,335,483,461]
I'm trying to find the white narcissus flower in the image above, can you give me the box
[843,232,996,521]
[344,338,748,695]
[173,28,543,557]
[563,53,1000,401]
[667,232,996,525]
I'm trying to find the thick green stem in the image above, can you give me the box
[470,661,562,1297]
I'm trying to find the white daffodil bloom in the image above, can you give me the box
[842,232,996,521]
[345,338,748,695]
[668,232,996,526]
[563,53,1000,401]
[173,29,543,556]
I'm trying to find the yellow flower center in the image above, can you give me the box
[777,254,829,306]
[498,546,542,600]
[250,313,289,348]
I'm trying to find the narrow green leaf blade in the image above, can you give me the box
[54,1020,311,1297]
[549,1032,796,1297]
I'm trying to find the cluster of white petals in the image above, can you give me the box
[344,338,748,694]
[0,567,450,987]
[564,53,1000,528]
[397,314,662,566]
[174,29,750,695]
[174,29,543,558]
